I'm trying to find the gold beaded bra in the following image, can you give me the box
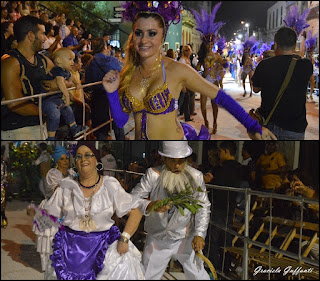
[121,61,178,140]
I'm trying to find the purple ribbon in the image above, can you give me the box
[50,225,120,280]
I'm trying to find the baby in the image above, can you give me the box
[42,48,88,140]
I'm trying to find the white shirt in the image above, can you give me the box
[44,176,147,232]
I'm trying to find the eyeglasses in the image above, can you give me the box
[74,153,95,161]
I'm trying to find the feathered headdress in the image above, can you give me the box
[121,1,183,33]
[250,40,262,56]
[283,5,310,36]
[259,42,273,55]
[232,39,244,55]
[191,2,225,44]
[243,35,257,51]
[215,36,226,51]
[305,30,317,52]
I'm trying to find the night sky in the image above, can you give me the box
[210,1,278,41]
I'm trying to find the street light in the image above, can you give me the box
[241,21,250,37]
[245,23,250,37]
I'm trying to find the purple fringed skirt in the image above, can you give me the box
[50,225,120,280]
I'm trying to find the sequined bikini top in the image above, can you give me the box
[121,61,177,115]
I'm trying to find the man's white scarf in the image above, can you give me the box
[159,164,199,194]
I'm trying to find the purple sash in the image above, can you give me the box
[50,225,120,280]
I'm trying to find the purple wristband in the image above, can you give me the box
[214,89,262,134]
[105,89,129,128]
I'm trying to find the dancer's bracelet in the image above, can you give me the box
[119,236,129,243]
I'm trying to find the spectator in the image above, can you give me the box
[69,54,93,139]
[32,142,52,198]
[114,49,124,67]
[207,141,247,273]
[202,145,220,184]
[18,1,31,17]
[55,13,66,40]
[256,141,287,192]
[6,1,21,22]
[41,47,89,140]
[100,144,117,177]
[39,12,49,23]
[63,26,87,55]
[1,15,66,140]
[80,30,92,54]
[42,22,61,59]
[64,17,74,37]
[103,32,110,44]
[178,45,193,122]
[1,21,15,56]
[188,43,197,116]
[80,53,93,82]
[241,141,257,190]
[166,48,175,60]
[85,37,124,140]
[252,27,313,140]
[1,6,8,23]
[48,11,57,26]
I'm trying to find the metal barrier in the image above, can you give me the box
[1,81,114,140]
[205,183,319,280]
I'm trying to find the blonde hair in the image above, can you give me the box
[119,33,139,101]
[52,47,74,64]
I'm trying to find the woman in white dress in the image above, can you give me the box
[43,141,147,280]
[32,145,76,276]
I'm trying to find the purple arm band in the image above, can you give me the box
[105,90,129,128]
[214,89,262,134]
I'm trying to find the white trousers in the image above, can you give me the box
[142,235,210,280]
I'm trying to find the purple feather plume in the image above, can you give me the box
[191,2,225,43]
[283,5,310,35]
[243,35,257,50]
[305,30,317,51]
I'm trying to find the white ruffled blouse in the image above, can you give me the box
[44,176,147,231]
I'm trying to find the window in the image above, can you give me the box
[269,13,271,30]
[280,6,283,25]
[276,9,278,28]
[175,42,180,52]
[164,42,169,52]
[273,11,275,29]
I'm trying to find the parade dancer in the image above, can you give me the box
[33,141,146,280]
[305,30,317,100]
[241,36,257,97]
[193,3,226,134]
[131,141,211,280]
[215,36,229,90]
[102,1,276,140]
[30,145,76,276]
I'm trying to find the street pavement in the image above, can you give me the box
[1,199,43,280]
[123,72,319,140]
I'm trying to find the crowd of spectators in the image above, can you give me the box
[1,1,125,140]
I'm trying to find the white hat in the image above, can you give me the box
[158,141,192,159]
